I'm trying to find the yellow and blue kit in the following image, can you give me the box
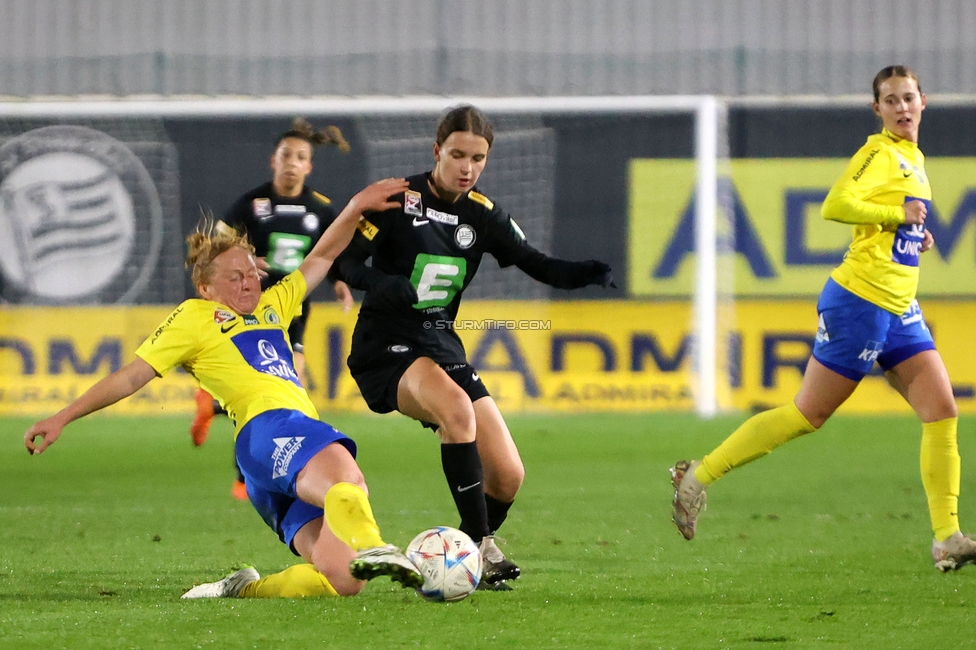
[136,272,315,432]
[821,127,930,315]
[814,128,935,380]
[136,271,355,549]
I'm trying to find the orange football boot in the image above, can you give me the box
[190,388,215,447]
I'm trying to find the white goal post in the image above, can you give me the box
[0,95,728,417]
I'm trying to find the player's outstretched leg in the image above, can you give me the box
[181,566,260,599]
[190,388,216,447]
[324,482,422,589]
[670,460,707,540]
[479,536,520,585]
[932,532,976,572]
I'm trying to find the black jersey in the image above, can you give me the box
[335,172,606,364]
[223,182,338,288]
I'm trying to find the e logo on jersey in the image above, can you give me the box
[263,306,280,325]
[410,254,467,308]
[0,125,163,304]
[454,224,476,249]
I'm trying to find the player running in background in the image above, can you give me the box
[330,105,615,589]
[24,178,423,599]
[191,118,354,500]
[670,66,976,572]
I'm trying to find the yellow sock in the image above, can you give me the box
[324,482,385,551]
[696,402,816,485]
[238,563,338,598]
[921,417,960,542]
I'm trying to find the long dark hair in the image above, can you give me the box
[276,117,350,153]
[435,105,494,148]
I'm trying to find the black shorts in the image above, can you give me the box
[349,345,489,429]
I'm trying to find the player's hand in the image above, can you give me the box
[351,178,410,214]
[921,229,934,253]
[903,200,927,225]
[582,260,616,288]
[333,279,354,312]
[370,274,418,310]
[254,256,270,278]
[24,417,65,455]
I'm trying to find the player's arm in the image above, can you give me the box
[299,178,408,295]
[822,148,907,226]
[315,202,355,311]
[24,357,157,455]
[485,212,614,289]
[221,194,251,232]
[331,244,418,310]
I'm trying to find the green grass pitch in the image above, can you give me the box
[3,412,975,649]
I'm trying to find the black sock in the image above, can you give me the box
[213,400,227,416]
[441,442,489,542]
[485,494,514,535]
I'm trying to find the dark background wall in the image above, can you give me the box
[1,106,972,304]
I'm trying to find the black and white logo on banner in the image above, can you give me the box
[0,125,164,303]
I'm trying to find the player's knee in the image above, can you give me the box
[436,402,477,443]
[316,567,363,597]
[928,399,958,422]
[332,577,365,597]
[336,468,367,492]
[490,465,524,501]
[309,553,364,596]
[795,404,829,430]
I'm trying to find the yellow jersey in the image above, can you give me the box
[821,128,930,314]
[135,271,317,434]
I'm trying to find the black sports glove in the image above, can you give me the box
[368,273,418,311]
[574,260,616,288]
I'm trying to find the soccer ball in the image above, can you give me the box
[405,526,482,602]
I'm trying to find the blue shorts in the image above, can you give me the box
[812,278,935,381]
[235,409,357,553]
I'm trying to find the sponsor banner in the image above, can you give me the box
[0,305,197,416]
[4,301,974,417]
[629,158,976,297]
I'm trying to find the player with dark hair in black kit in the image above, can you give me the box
[191,118,353,499]
[330,105,614,589]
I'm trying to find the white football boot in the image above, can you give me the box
[181,566,260,599]
[670,460,707,540]
[349,544,424,589]
[932,532,976,572]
